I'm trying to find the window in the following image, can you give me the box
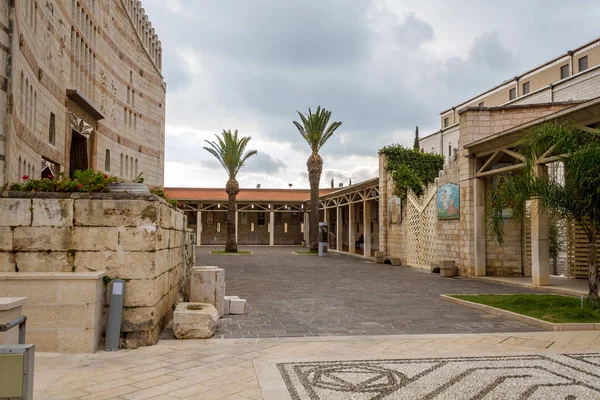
[130,70,133,84]
[578,56,588,72]
[135,159,138,176]
[33,91,37,132]
[443,117,449,128]
[125,155,129,176]
[105,149,111,172]
[509,88,516,100]
[478,102,484,107]
[48,112,56,145]
[19,71,24,118]
[448,141,453,158]
[560,64,569,80]
[522,82,530,95]
[132,90,135,107]
[120,153,123,176]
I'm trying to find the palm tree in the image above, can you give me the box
[204,130,257,252]
[293,107,343,251]
[490,122,600,302]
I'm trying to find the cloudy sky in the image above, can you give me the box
[143,0,600,189]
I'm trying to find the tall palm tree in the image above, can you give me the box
[293,107,342,251]
[204,130,257,252]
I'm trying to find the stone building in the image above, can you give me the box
[420,36,600,166]
[0,0,166,187]
[379,36,600,287]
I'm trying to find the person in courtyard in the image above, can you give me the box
[355,233,364,248]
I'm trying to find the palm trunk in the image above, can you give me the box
[589,240,599,305]
[307,152,323,252]
[225,178,239,252]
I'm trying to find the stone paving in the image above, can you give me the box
[34,331,600,399]
[193,246,540,338]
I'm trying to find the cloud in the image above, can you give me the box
[142,0,600,188]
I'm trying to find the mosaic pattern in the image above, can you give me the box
[277,354,600,399]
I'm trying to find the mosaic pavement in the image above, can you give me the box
[276,354,600,400]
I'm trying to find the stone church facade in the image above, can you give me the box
[0,0,165,187]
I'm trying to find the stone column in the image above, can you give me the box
[196,210,202,246]
[531,165,550,286]
[349,203,356,254]
[364,200,372,257]
[474,178,486,276]
[269,209,274,246]
[235,210,239,243]
[336,206,342,251]
[187,267,225,317]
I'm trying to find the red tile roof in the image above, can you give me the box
[165,187,337,202]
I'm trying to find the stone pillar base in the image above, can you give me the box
[187,266,225,317]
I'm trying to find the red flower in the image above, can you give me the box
[47,174,53,179]
[103,174,108,179]
[22,175,29,180]
[178,203,183,207]
[77,184,84,189]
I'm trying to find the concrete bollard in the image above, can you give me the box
[187,266,225,317]
[374,251,384,264]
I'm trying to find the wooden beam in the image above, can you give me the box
[502,148,526,162]
[475,163,525,178]
[477,150,501,174]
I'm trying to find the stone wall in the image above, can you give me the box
[0,191,194,350]
[0,272,105,353]
[435,159,463,273]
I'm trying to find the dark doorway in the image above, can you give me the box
[69,131,88,178]
[41,166,53,179]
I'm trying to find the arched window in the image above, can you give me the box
[105,149,111,172]
[130,157,134,178]
[25,77,29,125]
[18,156,21,180]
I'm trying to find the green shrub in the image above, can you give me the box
[4,169,119,193]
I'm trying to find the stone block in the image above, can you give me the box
[440,260,457,278]
[187,266,225,317]
[59,329,98,353]
[74,199,158,227]
[391,258,401,266]
[0,227,13,250]
[229,298,247,315]
[26,331,59,352]
[173,302,218,339]
[32,198,74,227]
[118,225,159,251]
[0,279,58,303]
[58,280,101,304]
[24,304,87,329]
[74,251,156,280]
[224,295,239,315]
[71,227,119,251]
[15,252,73,272]
[0,198,31,227]
[0,252,15,272]
[374,251,384,264]
[123,279,159,307]
[13,227,71,251]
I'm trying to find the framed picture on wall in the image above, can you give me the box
[437,183,460,220]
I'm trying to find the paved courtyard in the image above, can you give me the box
[34,331,600,399]
[193,246,539,338]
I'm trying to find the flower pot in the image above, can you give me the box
[108,183,149,193]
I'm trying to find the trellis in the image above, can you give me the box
[406,184,437,269]
[567,220,595,278]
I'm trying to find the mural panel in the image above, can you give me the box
[388,196,401,225]
[437,183,460,220]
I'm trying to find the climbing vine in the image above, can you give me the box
[379,145,444,198]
